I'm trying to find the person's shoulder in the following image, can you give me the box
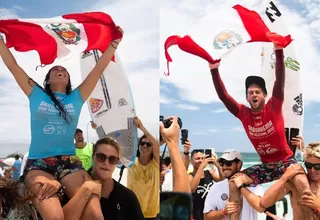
[113,180,136,197]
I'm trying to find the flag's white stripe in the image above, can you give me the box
[19,17,79,24]
[188,9,252,60]
[38,23,88,60]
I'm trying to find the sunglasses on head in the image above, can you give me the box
[140,141,152,147]
[305,162,320,171]
[219,159,239,167]
[95,153,119,165]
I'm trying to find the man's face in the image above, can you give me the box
[74,131,84,142]
[218,158,242,179]
[306,156,320,181]
[246,84,266,111]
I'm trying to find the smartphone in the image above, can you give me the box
[285,128,289,145]
[289,128,300,155]
[160,192,192,220]
[205,149,212,158]
[181,129,188,145]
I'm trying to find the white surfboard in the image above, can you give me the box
[260,0,304,160]
[80,50,138,167]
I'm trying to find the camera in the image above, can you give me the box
[159,116,183,142]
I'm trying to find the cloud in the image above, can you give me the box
[229,127,245,132]
[192,131,208,135]
[12,5,27,11]
[207,127,244,133]
[211,108,227,113]
[160,0,320,106]
[0,0,159,155]
[0,8,18,19]
[176,104,200,110]
[208,129,221,133]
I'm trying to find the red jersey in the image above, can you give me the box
[211,49,293,163]
[236,97,292,162]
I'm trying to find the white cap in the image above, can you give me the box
[219,149,242,161]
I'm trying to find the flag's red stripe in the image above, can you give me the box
[164,35,218,75]
[233,4,292,47]
[0,19,58,65]
[62,12,123,54]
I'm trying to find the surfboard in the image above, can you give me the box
[80,50,138,168]
[260,0,304,160]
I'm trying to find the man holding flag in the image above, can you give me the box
[208,44,313,220]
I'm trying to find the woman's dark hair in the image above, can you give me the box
[42,66,72,124]
[0,178,28,211]
[136,134,153,159]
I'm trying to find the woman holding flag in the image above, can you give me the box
[0,17,123,220]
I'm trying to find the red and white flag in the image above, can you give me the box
[164,4,293,75]
[0,12,122,66]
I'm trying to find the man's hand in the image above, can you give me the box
[159,116,180,145]
[183,140,191,153]
[90,121,97,129]
[291,136,304,151]
[223,199,240,215]
[299,190,320,211]
[274,43,283,50]
[34,178,62,200]
[231,173,253,188]
[209,62,220,70]
[283,164,305,181]
[83,180,102,199]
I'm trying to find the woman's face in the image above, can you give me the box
[93,144,120,181]
[138,138,153,156]
[48,66,69,87]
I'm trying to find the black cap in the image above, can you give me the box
[75,128,83,134]
[245,76,267,94]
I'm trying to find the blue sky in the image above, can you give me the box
[160,0,320,153]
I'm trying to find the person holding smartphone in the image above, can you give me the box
[189,147,224,220]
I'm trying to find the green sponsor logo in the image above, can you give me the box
[285,57,300,71]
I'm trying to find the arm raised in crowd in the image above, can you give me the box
[183,140,191,171]
[160,116,191,193]
[134,116,160,164]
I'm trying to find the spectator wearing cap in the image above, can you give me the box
[203,149,264,220]
[74,122,96,171]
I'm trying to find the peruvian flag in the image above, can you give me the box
[0,12,123,66]
[164,4,293,75]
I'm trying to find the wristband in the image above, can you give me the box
[183,151,189,155]
[111,42,118,49]
[238,184,247,191]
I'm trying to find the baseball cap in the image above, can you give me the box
[245,76,267,94]
[219,149,242,161]
[75,128,83,134]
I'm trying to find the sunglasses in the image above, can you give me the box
[95,153,119,165]
[305,162,320,171]
[219,159,239,167]
[140,141,152,147]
